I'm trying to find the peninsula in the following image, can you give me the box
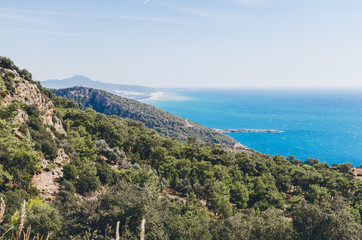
[214,128,283,133]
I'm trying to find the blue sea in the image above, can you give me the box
[144,88,362,167]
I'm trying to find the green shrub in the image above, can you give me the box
[96,160,115,185]
[41,138,58,159]
[0,56,32,82]
[0,137,42,194]
[63,164,78,184]
[0,101,19,119]
[24,104,40,117]
[0,76,5,90]
[25,199,63,239]
[0,190,24,231]
[77,172,100,194]
[0,90,8,98]
[3,74,15,95]
[337,162,353,173]
[20,111,59,160]
[0,56,17,70]
[18,69,32,82]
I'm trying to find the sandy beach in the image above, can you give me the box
[143,91,165,101]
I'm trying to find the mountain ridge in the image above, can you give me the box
[52,86,244,148]
[42,75,158,100]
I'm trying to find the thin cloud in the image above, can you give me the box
[170,5,241,20]
[141,0,151,6]
[16,29,83,37]
[0,13,56,25]
[0,7,186,24]
[102,15,186,24]
[174,7,217,18]
[233,0,268,7]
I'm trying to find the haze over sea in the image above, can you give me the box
[144,88,362,167]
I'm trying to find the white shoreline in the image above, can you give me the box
[142,91,165,101]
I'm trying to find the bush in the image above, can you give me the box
[95,139,126,165]
[3,74,15,95]
[0,56,32,82]
[0,90,8,98]
[27,116,42,131]
[0,137,42,194]
[0,190,24,226]
[52,95,79,109]
[18,69,32,82]
[41,138,58,159]
[77,172,100,194]
[0,101,19,119]
[63,164,78,184]
[0,56,17,70]
[25,199,63,239]
[0,76,5,90]
[337,163,353,173]
[24,104,40,117]
[20,112,59,160]
[96,160,115,185]
[291,203,362,240]
[60,140,80,163]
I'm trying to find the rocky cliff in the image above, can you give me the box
[1,68,66,136]
[0,65,68,199]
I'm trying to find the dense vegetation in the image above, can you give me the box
[52,87,239,147]
[0,57,361,239]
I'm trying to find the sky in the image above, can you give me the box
[1,0,362,88]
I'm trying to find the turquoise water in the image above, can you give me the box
[144,89,362,167]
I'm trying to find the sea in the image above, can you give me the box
[143,88,362,167]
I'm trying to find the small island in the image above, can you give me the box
[213,128,283,133]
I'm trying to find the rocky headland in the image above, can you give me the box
[213,128,283,133]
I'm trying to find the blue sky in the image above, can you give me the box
[1,0,362,88]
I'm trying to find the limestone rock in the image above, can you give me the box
[32,148,70,200]
[1,69,66,135]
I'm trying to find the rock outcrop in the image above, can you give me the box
[1,67,69,199]
[32,148,70,200]
[1,69,66,135]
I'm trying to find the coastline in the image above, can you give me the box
[214,128,283,134]
[142,91,165,101]
[142,89,362,166]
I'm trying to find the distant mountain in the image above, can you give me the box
[41,75,158,100]
[52,86,243,148]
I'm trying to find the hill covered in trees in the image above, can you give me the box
[0,56,361,239]
[52,86,241,148]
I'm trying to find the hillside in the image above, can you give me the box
[0,57,361,239]
[52,86,242,148]
[42,75,158,100]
